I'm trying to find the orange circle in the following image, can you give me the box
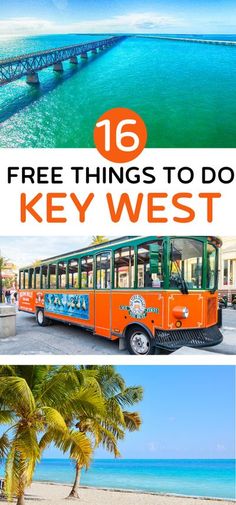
[94,107,147,163]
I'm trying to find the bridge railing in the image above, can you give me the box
[0,36,125,86]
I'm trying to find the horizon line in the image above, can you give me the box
[1,32,236,38]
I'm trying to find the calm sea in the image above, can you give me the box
[3,458,234,499]
[0,34,236,148]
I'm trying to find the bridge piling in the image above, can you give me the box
[26,72,39,85]
[91,49,97,54]
[53,62,63,72]
[70,56,78,64]
[81,52,88,59]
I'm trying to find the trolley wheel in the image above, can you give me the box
[126,327,155,355]
[36,308,49,327]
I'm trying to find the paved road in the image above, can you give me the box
[0,307,235,355]
[2,310,126,355]
[202,307,236,355]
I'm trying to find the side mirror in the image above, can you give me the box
[150,244,160,275]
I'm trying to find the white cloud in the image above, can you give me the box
[78,12,184,33]
[0,17,55,37]
[0,12,184,37]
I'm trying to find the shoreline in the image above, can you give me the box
[35,480,233,500]
[12,481,232,505]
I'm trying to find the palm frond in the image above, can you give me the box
[101,420,125,441]
[0,409,15,424]
[113,386,143,408]
[0,433,9,458]
[83,420,121,457]
[0,366,17,377]
[106,398,125,426]
[39,428,69,454]
[123,411,142,431]
[69,431,92,469]
[72,384,105,418]
[0,377,35,414]
[41,407,67,432]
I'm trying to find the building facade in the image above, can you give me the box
[218,237,236,303]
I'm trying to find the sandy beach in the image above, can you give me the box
[1,482,233,505]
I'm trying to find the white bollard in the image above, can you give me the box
[0,304,16,338]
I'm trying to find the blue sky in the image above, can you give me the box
[45,365,235,459]
[0,0,236,36]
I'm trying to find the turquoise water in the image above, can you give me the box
[28,459,236,499]
[1,459,234,499]
[0,34,236,147]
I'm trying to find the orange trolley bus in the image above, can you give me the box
[18,236,223,355]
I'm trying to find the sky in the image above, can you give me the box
[0,236,96,267]
[0,0,236,36]
[0,236,233,269]
[42,365,235,459]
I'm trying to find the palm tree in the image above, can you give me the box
[91,236,108,245]
[67,365,143,499]
[67,412,120,499]
[0,366,143,503]
[0,366,95,505]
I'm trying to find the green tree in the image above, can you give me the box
[67,365,143,499]
[0,366,97,505]
[31,260,42,267]
[0,256,8,303]
[91,236,108,245]
[3,278,13,290]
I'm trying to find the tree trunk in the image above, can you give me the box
[17,494,25,505]
[67,463,82,499]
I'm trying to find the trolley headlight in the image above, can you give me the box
[172,306,189,319]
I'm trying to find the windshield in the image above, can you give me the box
[169,238,203,290]
[207,243,217,290]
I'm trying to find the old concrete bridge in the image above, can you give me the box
[0,36,125,86]
[138,35,236,46]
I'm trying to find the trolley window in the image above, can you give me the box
[137,241,163,288]
[20,271,24,289]
[169,238,203,290]
[41,265,48,289]
[35,267,40,289]
[28,268,34,289]
[58,261,67,289]
[96,252,111,289]
[114,247,134,288]
[49,263,57,289]
[68,259,79,288]
[81,256,94,289]
[24,270,29,289]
